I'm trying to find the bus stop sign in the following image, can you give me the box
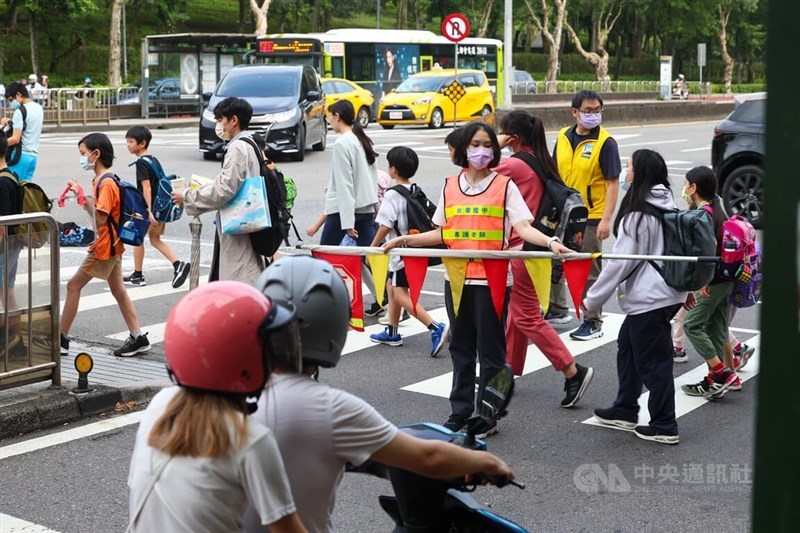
[442,13,470,43]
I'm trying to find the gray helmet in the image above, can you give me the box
[255,255,351,368]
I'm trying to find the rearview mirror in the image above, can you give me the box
[202,92,212,103]
[307,90,321,101]
[479,365,514,423]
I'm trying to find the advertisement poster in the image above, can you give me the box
[376,44,419,97]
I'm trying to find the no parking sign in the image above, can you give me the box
[441,13,470,43]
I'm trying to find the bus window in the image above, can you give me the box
[345,43,376,82]
[331,57,344,78]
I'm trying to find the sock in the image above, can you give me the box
[388,325,399,336]
[131,330,142,338]
[134,270,143,276]
[173,260,180,270]
[428,321,440,332]
[733,342,742,352]
[711,362,725,374]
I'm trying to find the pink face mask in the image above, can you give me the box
[466,146,494,169]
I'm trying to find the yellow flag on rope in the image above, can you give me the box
[442,257,468,316]
[524,258,552,315]
[367,254,390,308]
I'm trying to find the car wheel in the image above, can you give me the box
[381,124,395,130]
[357,106,370,128]
[291,126,306,162]
[312,121,327,151]
[428,108,444,129]
[202,152,217,161]
[721,164,763,229]
[481,105,493,120]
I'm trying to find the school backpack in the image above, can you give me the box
[5,104,27,167]
[58,221,95,247]
[0,168,53,249]
[389,183,443,266]
[96,173,151,251]
[649,208,717,292]
[136,155,183,223]
[717,215,759,281]
[512,152,589,252]
[240,136,291,256]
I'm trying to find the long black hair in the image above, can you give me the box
[686,165,727,242]
[452,121,501,169]
[329,100,377,166]
[613,149,670,240]
[498,110,560,180]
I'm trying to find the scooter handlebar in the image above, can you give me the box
[472,472,525,490]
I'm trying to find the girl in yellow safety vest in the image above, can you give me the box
[383,122,571,436]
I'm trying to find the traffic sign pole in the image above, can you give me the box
[441,13,470,130]
[454,44,458,130]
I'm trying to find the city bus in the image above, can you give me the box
[250,29,504,116]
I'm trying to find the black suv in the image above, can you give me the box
[199,64,327,162]
[711,92,765,228]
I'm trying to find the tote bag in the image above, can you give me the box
[219,176,272,235]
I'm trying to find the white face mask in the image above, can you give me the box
[215,121,231,141]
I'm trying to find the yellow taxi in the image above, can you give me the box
[321,78,375,128]
[377,69,494,129]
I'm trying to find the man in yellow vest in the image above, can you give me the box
[548,90,621,340]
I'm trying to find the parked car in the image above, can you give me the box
[512,70,537,94]
[321,78,374,128]
[377,68,494,129]
[119,77,180,105]
[199,64,327,162]
[711,92,765,229]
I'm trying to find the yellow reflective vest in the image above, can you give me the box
[555,125,613,219]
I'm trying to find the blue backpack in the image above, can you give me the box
[96,173,151,251]
[137,155,183,223]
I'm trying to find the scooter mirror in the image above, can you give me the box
[479,365,515,423]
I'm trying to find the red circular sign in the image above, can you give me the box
[441,13,470,43]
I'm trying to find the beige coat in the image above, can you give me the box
[184,134,264,284]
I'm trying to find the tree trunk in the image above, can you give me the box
[476,0,494,38]
[239,0,247,32]
[546,44,559,88]
[396,0,408,29]
[108,0,123,87]
[524,0,567,93]
[29,10,41,76]
[718,3,733,95]
[312,0,321,32]
[250,0,270,34]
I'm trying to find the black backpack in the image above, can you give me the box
[512,152,589,252]
[240,136,292,257]
[5,104,27,167]
[650,208,717,292]
[389,183,444,266]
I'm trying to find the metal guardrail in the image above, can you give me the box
[0,213,61,390]
[511,80,713,99]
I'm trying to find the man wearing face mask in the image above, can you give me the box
[1,82,44,182]
[549,90,621,341]
[171,97,265,283]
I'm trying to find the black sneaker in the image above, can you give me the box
[113,333,151,357]
[634,425,680,445]
[60,333,70,356]
[561,364,594,408]
[593,407,637,430]
[443,414,468,432]
[1,333,25,360]
[474,420,498,439]
[123,271,146,287]
[364,301,385,317]
[172,261,191,289]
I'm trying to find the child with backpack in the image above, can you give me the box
[0,132,25,358]
[60,133,150,357]
[123,126,190,288]
[369,146,449,356]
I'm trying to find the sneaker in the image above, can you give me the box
[734,344,755,371]
[707,368,738,398]
[364,301,385,317]
[728,377,743,391]
[561,364,594,408]
[113,333,151,357]
[673,347,688,363]
[443,413,468,432]
[570,320,603,341]
[593,407,637,430]
[1,333,24,360]
[369,328,403,347]
[123,271,146,287]
[172,261,191,289]
[474,420,498,439]
[430,323,450,357]
[681,374,714,397]
[634,425,680,445]
[60,333,70,356]
[544,310,572,325]
[379,310,409,325]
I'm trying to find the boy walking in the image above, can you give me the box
[369,146,449,356]
[123,126,190,288]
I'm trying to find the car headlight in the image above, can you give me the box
[202,108,215,122]
[412,97,432,105]
[254,109,296,124]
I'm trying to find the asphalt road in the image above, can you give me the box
[0,118,759,532]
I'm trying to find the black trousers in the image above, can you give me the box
[444,282,508,418]
[614,304,682,434]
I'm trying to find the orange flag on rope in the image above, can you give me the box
[482,258,510,319]
[562,258,593,320]
[312,251,365,331]
[442,257,468,316]
[403,256,429,315]
[367,254,390,310]
[523,258,552,315]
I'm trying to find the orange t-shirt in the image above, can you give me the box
[89,175,125,259]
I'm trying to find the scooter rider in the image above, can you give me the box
[242,255,514,533]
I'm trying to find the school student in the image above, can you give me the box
[383,122,571,437]
[0,132,24,358]
[369,146,449,356]
[60,133,150,357]
[123,126,190,288]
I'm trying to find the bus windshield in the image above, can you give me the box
[217,71,299,98]
[395,76,447,93]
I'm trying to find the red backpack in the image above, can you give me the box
[717,215,759,281]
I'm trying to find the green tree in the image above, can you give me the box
[523,0,568,91]
[565,0,628,84]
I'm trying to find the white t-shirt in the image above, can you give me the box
[12,101,43,155]
[243,373,398,533]
[375,184,411,272]
[431,171,533,286]
[128,386,296,533]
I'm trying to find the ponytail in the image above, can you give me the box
[329,99,378,166]
[499,110,560,181]
[352,121,378,166]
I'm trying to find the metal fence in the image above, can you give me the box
[511,80,713,99]
[0,213,61,390]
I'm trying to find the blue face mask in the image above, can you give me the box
[80,154,95,172]
[10,101,21,110]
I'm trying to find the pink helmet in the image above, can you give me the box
[164,281,296,395]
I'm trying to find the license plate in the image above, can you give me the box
[389,111,403,120]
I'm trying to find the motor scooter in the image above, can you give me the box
[348,365,529,532]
